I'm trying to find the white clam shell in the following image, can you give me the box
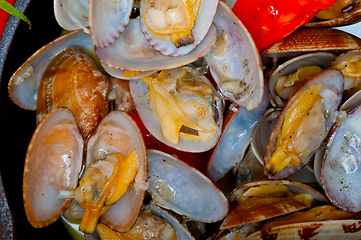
[147,150,229,222]
[139,0,219,57]
[89,0,133,47]
[204,1,263,111]
[207,84,269,182]
[54,0,89,32]
[8,30,94,111]
[96,17,218,72]
[86,110,148,232]
[321,105,361,212]
[269,52,337,107]
[129,71,224,153]
[23,108,83,228]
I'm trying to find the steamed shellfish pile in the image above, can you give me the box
[5,0,361,239]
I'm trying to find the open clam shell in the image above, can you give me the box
[206,84,269,182]
[264,69,344,179]
[54,0,89,32]
[95,17,218,73]
[85,110,147,232]
[129,66,224,153]
[89,0,133,48]
[8,30,94,111]
[23,107,84,228]
[147,149,229,223]
[204,1,264,111]
[268,52,337,107]
[220,180,328,230]
[305,0,361,28]
[246,220,361,240]
[321,104,361,212]
[139,0,219,57]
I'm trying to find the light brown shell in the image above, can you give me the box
[36,48,112,138]
[262,28,361,56]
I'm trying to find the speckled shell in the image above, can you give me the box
[264,69,344,179]
[321,104,361,212]
[23,108,84,228]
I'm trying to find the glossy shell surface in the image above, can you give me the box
[147,150,228,222]
[23,108,83,228]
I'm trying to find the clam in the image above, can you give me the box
[95,17,218,73]
[247,220,361,239]
[264,69,344,179]
[204,1,264,111]
[321,104,361,212]
[23,107,84,228]
[139,0,219,56]
[8,30,95,111]
[220,180,328,231]
[85,110,147,232]
[247,204,360,240]
[54,0,89,33]
[206,84,269,182]
[305,0,361,28]
[262,28,361,57]
[130,66,224,153]
[268,52,337,107]
[88,0,133,47]
[147,149,229,223]
[331,49,361,99]
[36,46,111,138]
[23,108,147,233]
[97,203,195,240]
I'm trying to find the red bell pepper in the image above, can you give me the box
[0,0,15,39]
[232,0,338,51]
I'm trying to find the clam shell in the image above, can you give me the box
[150,203,195,240]
[321,104,361,212]
[220,180,328,230]
[268,52,337,107]
[246,220,361,240]
[95,17,218,72]
[54,0,89,32]
[8,30,94,111]
[23,108,83,228]
[264,69,344,179]
[206,84,269,182]
[147,150,229,222]
[305,3,361,28]
[220,197,309,230]
[35,47,111,138]
[129,67,224,153]
[85,110,147,232]
[204,1,264,111]
[262,28,361,57]
[102,64,156,80]
[89,0,133,47]
[139,0,219,57]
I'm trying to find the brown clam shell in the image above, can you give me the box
[36,47,112,138]
[246,220,361,240]
[305,3,361,28]
[220,197,309,230]
[262,28,361,56]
